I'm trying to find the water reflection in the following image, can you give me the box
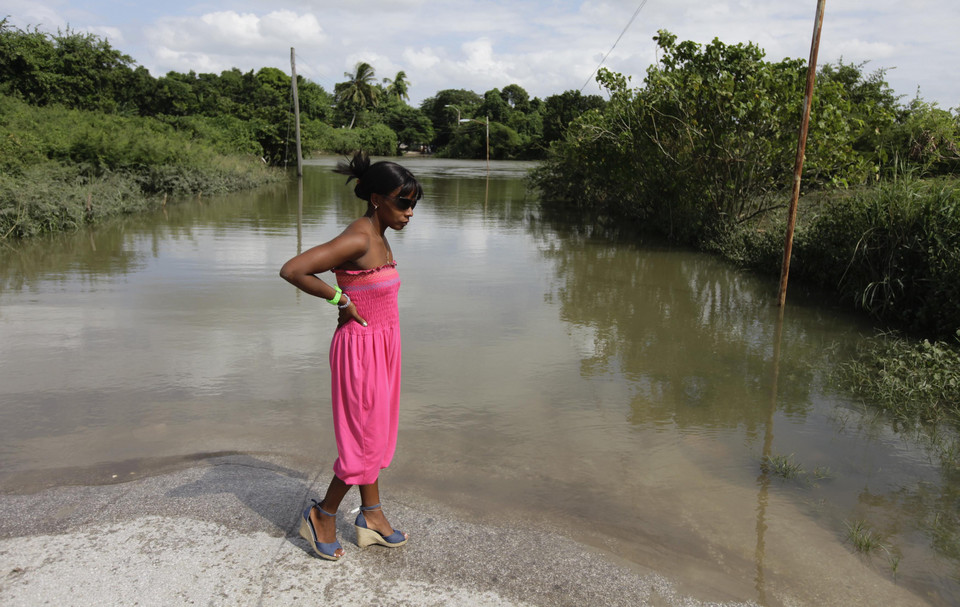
[536,215,831,433]
[536,200,959,604]
[754,308,785,604]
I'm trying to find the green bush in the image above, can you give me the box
[304,120,398,156]
[793,179,960,337]
[714,180,960,339]
[358,123,398,156]
[158,115,265,157]
[533,31,874,244]
[0,94,280,239]
[0,164,144,238]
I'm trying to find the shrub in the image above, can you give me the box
[0,95,281,239]
[794,179,960,337]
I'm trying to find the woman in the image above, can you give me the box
[279,151,422,560]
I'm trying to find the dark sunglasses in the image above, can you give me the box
[386,194,418,211]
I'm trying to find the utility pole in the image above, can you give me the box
[778,0,826,307]
[290,47,303,177]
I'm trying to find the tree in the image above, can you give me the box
[479,88,508,123]
[420,88,483,148]
[542,90,605,144]
[383,70,410,103]
[502,84,530,112]
[819,60,901,171]
[297,78,333,122]
[151,72,196,115]
[381,103,434,151]
[336,61,380,128]
[0,21,138,113]
[534,30,869,243]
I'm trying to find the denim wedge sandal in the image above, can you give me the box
[299,499,343,560]
[354,503,407,548]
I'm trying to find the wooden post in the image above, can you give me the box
[297,175,303,255]
[86,192,92,213]
[778,0,826,307]
[290,47,303,177]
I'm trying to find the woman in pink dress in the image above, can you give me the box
[280,151,422,560]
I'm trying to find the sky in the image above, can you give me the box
[5,0,959,109]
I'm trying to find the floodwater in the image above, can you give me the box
[0,157,957,605]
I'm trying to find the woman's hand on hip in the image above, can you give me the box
[338,302,367,327]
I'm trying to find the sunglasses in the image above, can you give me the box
[385,194,418,211]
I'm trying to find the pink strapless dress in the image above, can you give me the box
[329,262,401,485]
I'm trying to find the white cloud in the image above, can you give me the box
[459,38,513,78]
[200,11,262,44]
[88,25,124,44]
[403,47,442,71]
[260,10,322,43]
[3,0,67,30]
[140,9,327,76]
[5,1,959,108]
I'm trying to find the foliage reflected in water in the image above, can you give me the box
[531,200,833,433]
[0,181,289,292]
[535,200,960,597]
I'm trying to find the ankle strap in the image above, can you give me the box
[311,498,336,517]
[359,503,382,512]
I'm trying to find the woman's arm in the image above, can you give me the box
[279,225,370,326]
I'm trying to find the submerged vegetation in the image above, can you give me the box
[837,330,960,467]
[760,454,805,480]
[844,519,887,554]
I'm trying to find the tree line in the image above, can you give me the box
[0,20,605,163]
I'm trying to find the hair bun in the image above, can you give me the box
[331,149,423,205]
[334,150,370,184]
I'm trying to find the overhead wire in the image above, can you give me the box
[580,0,650,93]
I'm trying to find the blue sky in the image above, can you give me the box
[6,1,959,109]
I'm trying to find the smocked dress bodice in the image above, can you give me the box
[332,261,400,333]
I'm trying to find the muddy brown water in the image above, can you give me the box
[0,157,957,605]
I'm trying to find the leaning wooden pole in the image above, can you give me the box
[290,47,303,177]
[777,0,826,307]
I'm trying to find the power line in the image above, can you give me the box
[580,0,649,93]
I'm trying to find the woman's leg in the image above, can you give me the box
[358,479,408,540]
[309,475,350,558]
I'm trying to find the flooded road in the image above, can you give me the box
[0,157,956,605]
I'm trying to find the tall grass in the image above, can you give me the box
[0,95,280,239]
[796,179,960,338]
[715,178,960,340]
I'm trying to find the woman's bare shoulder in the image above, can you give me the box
[343,216,374,233]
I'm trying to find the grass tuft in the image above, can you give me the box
[845,519,886,553]
[760,454,805,479]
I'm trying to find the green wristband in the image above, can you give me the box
[327,286,342,305]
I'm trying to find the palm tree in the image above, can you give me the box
[383,71,410,103]
[336,61,380,128]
